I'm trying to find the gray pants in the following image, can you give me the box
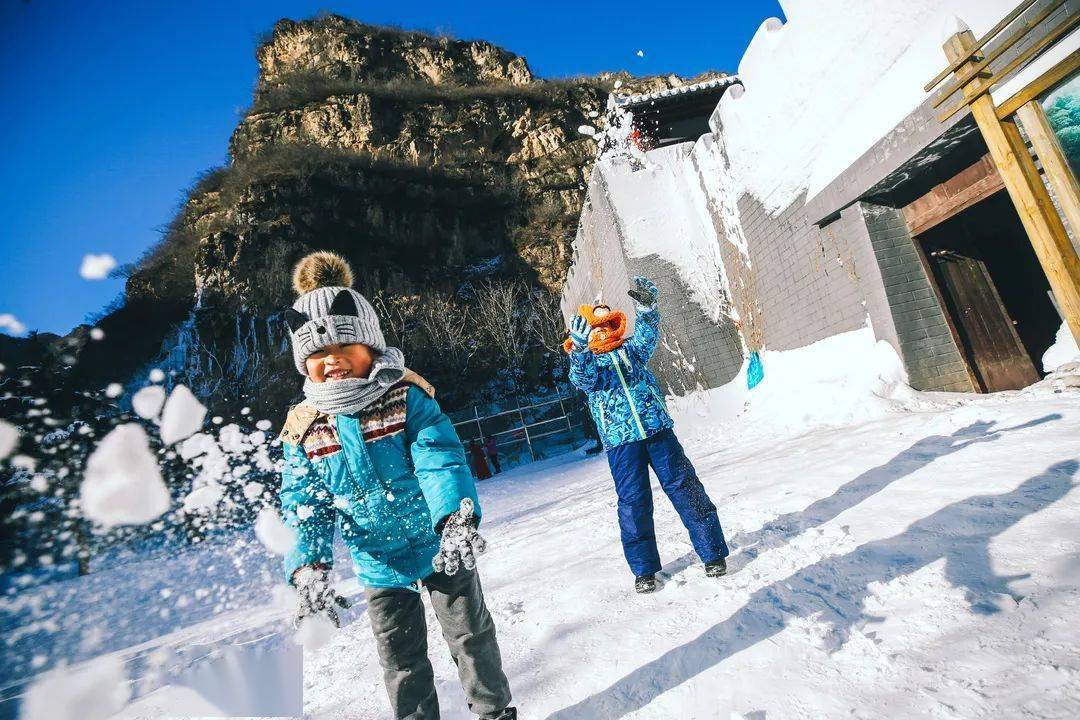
[364,568,513,719]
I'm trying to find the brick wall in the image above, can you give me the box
[860,203,975,391]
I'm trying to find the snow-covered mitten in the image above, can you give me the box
[627,276,659,309]
[569,314,592,352]
[293,564,351,629]
[432,498,487,576]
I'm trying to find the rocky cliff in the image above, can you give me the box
[9,14,722,416]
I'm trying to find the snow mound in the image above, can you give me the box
[670,325,939,442]
[1042,321,1079,373]
[23,655,130,720]
[80,424,170,528]
[159,384,206,445]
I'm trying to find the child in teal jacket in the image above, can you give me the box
[277,251,516,720]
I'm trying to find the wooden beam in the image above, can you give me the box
[902,154,1006,236]
[1017,100,1080,257]
[943,30,1080,346]
[924,0,1039,91]
[996,50,1080,119]
[938,11,1080,123]
[931,0,1066,109]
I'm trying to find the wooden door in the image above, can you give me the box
[929,249,1040,391]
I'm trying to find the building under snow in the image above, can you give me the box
[562,0,1080,395]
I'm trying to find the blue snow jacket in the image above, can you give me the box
[567,307,674,450]
[276,371,479,589]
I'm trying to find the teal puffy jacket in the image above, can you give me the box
[276,373,479,589]
[567,306,674,450]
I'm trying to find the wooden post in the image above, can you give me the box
[943,29,1080,344]
[1016,100,1080,252]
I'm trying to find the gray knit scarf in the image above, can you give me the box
[302,347,407,416]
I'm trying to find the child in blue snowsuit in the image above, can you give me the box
[566,276,730,593]
[277,251,516,719]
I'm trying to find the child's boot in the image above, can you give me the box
[705,559,727,578]
[635,573,657,594]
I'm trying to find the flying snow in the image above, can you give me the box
[131,385,166,419]
[159,384,207,445]
[182,483,224,512]
[80,423,170,528]
[79,254,118,281]
[255,507,297,555]
[148,368,166,383]
[295,614,336,651]
[0,419,19,459]
[105,383,123,399]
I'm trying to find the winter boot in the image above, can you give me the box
[705,559,727,578]
[634,574,658,594]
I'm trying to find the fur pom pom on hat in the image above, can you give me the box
[285,251,386,374]
[292,251,354,295]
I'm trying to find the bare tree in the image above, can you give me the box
[418,291,478,370]
[471,278,532,383]
[528,287,569,355]
[371,290,421,354]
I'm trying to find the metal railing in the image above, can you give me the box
[450,394,587,466]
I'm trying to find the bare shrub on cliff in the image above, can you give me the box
[529,287,569,355]
[471,278,533,384]
[419,292,478,371]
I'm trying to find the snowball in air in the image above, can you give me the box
[81,424,170,528]
[159,384,206,445]
[183,483,224,512]
[255,507,297,555]
[243,481,265,501]
[22,655,130,720]
[131,385,166,419]
[89,328,104,341]
[256,419,272,431]
[148,368,165,383]
[578,125,597,137]
[636,50,644,57]
[295,614,336,651]
[0,419,19,459]
[105,383,123,398]
[79,254,117,281]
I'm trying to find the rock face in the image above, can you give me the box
[11,14,722,416]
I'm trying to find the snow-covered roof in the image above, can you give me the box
[614,75,741,108]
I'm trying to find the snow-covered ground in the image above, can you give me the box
[6,328,1080,719]
[300,389,1080,719]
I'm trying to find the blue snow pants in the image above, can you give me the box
[606,429,729,576]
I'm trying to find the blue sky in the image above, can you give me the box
[0,0,782,336]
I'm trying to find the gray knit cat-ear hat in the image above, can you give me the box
[285,251,386,374]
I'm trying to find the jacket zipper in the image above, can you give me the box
[611,351,646,438]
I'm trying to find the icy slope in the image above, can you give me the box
[303,393,1080,718]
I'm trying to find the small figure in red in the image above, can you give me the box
[468,439,492,480]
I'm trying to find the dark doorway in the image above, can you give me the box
[917,191,1060,392]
